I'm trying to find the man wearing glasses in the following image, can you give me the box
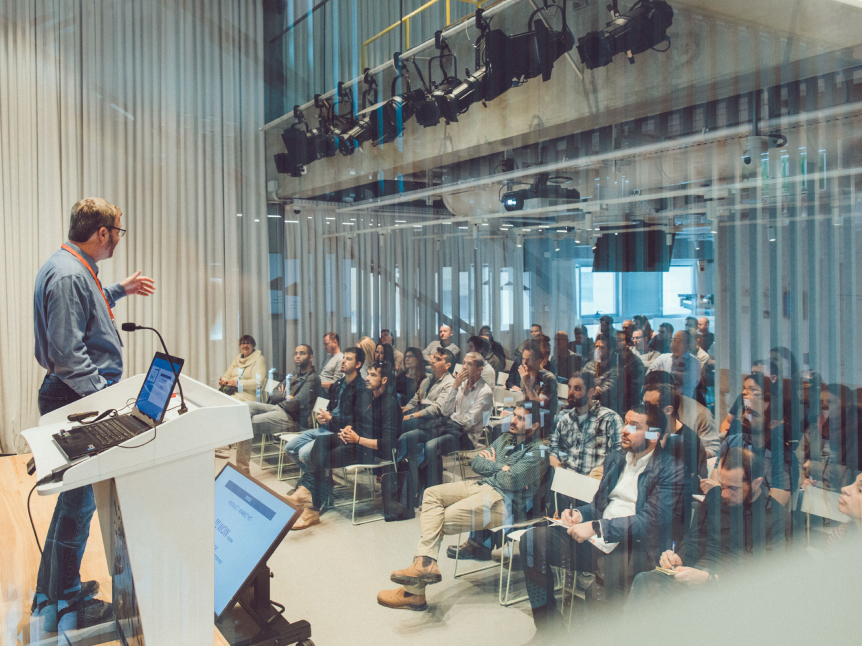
[32,198,155,631]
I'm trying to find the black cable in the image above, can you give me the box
[271,600,286,615]
[28,483,43,554]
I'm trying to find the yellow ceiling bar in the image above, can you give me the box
[361,0,490,73]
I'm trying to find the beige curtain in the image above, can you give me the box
[0,0,270,453]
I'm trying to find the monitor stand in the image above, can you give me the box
[216,565,313,646]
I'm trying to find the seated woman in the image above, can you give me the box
[357,336,377,379]
[219,335,267,402]
[374,343,398,395]
[396,347,426,406]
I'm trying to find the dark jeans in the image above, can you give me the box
[399,419,460,506]
[36,375,95,602]
[299,432,367,511]
[520,524,639,634]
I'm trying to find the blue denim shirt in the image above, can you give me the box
[33,243,126,396]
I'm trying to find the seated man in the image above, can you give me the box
[514,340,558,435]
[400,348,457,502]
[441,352,494,448]
[628,446,792,602]
[286,361,400,529]
[647,331,702,400]
[237,344,319,472]
[467,335,498,388]
[550,371,623,482]
[519,404,684,640]
[283,346,366,470]
[377,401,548,611]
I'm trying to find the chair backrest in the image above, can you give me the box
[551,467,600,503]
[454,363,463,375]
[505,359,514,371]
[496,371,509,387]
[557,383,569,399]
[493,386,524,408]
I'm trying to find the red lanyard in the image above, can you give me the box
[61,243,114,320]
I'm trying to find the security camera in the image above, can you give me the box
[742,150,752,165]
[293,207,301,215]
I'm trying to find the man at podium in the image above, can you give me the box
[32,197,156,631]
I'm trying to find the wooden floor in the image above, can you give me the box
[0,455,229,646]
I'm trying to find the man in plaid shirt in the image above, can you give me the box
[377,401,549,611]
[550,372,623,481]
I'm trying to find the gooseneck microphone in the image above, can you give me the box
[122,322,188,415]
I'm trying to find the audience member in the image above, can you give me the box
[219,335,267,402]
[283,346,366,471]
[801,382,862,491]
[644,379,708,525]
[480,328,508,366]
[400,348,457,502]
[238,345,320,472]
[396,347,426,405]
[830,472,862,544]
[422,323,461,362]
[720,361,779,436]
[318,332,344,394]
[379,329,403,370]
[650,322,674,355]
[647,331,702,400]
[357,336,377,379]
[584,334,619,412]
[519,404,684,640]
[631,327,660,370]
[514,341,558,434]
[549,372,623,483]
[697,317,714,352]
[568,324,594,365]
[441,352,494,448]
[538,335,553,372]
[505,348,524,391]
[632,315,656,343]
[377,401,548,611]
[373,343,398,391]
[613,329,646,415]
[628,446,791,602]
[467,335,498,388]
[286,361,400,529]
[714,373,797,507]
[599,314,617,341]
[685,317,710,372]
[621,319,634,340]
[550,331,580,382]
[516,323,544,357]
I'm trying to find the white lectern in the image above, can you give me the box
[23,375,253,646]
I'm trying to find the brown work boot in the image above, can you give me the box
[377,587,428,611]
[285,486,312,509]
[291,508,320,530]
[390,558,442,586]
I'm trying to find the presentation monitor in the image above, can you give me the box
[214,463,301,620]
[592,229,674,272]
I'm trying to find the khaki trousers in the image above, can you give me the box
[406,481,505,594]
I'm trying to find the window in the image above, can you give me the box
[579,266,617,316]
[500,268,514,331]
[522,272,532,332]
[662,264,695,316]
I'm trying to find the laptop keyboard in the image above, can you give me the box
[88,417,141,447]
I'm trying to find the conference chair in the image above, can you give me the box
[275,397,330,481]
[492,386,524,416]
[334,450,397,525]
[496,371,509,387]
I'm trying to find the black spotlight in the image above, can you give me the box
[576,0,674,70]
[277,126,313,177]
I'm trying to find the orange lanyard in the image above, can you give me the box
[61,243,114,320]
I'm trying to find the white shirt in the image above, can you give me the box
[441,377,494,446]
[647,352,702,399]
[480,363,496,391]
[602,448,655,521]
[319,352,344,389]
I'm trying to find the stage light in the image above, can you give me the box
[576,0,674,70]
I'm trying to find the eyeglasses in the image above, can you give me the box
[107,226,127,238]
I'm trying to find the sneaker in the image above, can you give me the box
[292,508,320,530]
[390,559,442,586]
[285,486,313,509]
[32,581,99,613]
[447,540,492,560]
[377,587,428,611]
[41,597,113,633]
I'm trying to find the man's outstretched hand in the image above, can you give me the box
[122,270,156,297]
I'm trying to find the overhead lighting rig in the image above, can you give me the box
[576,0,674,69]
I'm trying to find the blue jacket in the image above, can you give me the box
[576,445,685,567]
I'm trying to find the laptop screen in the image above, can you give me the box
[135,352,184,423]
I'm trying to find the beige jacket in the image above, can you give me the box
[222,350,267,402]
